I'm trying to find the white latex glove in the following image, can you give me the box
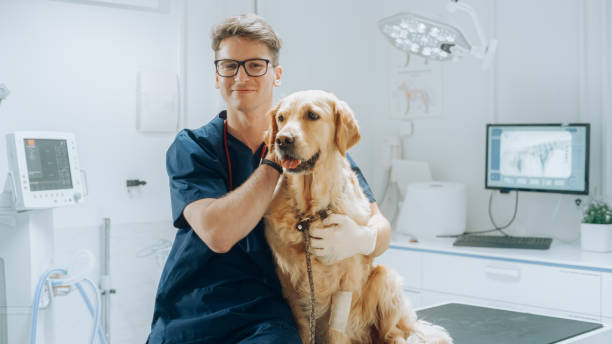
[309,214,377,265]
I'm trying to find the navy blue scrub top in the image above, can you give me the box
[148,111,376,344]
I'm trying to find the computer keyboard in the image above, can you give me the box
[453,235,552,250]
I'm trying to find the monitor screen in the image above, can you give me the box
[23,138,73,191]
[485,124,589,194]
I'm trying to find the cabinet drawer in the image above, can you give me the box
[421,253,601,315]
[603,273,612,317]
[404,289,421,309]
[375,248,421,289]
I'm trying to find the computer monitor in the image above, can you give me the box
[485,123,589,195]
[5,132,84,210]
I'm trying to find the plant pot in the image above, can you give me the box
[580,223,612,252]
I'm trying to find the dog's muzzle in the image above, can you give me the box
[276,133,295,152]
[280,151,320,173]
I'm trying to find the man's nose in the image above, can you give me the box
[276,133,295,150]
[234,65,250,81]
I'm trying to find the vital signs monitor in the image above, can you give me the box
[5,132,84,210]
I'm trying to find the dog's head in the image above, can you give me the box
[264,90,360,174]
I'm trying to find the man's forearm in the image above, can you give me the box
[201,164,280,252]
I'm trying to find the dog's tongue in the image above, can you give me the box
[281,157,301,169]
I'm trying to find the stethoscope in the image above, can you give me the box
[223,119,267,191]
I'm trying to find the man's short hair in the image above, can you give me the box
[211,14,282,66]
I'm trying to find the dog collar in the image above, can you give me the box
[295,207,334,232]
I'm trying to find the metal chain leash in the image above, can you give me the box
[295,208,332,344]
[301,228,316,344]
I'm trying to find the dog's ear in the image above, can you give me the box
[334,99,361,156]
[263,102,281,152]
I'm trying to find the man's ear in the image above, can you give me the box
[215,74,220,89]
[274,66,283,87]
[334,99,361,156]
[263,102,281,151]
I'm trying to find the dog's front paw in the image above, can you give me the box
[406,320,453,344]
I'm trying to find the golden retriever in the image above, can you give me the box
[263,90,452,344]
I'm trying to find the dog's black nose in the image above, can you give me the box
[276,134,294,149]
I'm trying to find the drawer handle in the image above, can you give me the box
[485,266,521,280]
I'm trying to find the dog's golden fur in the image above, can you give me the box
[264,90,452,344]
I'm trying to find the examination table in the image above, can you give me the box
[416,303,612,344]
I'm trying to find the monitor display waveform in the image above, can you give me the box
[500,131,571,179]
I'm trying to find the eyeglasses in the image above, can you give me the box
[214,58,271,77]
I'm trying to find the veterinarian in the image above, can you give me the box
[147,14,391,344]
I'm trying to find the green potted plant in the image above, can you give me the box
[581,200,612,252]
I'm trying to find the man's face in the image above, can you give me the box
[215,36,282,115]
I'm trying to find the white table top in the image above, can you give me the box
[389,232,612,273]
[565,325,612,344]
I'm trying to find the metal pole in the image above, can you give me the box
[100,217,113,343]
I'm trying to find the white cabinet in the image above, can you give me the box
[375,248,421,289]
[603,273,612,318]
[377,238,612,323]
[375,247,422,307]
[421,253,601,315]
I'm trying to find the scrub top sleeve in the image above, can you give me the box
[166,131,228,229]
[346,153,377,203]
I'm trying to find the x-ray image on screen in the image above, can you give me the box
[499,131,571,179]
[486,124,589,195]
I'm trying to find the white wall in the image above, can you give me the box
[249,0,608,239]
[601,0,612,201]
[0,0,185,343]
[607,2,612,200]
[1,0,605,246]
[0,0,609,343]
[52,221,175,343]
[183,0,253,128]
[374,0,497,231]
[490,0,608,238]
[0,0,180,228]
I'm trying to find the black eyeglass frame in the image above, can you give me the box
[214,58,272,77]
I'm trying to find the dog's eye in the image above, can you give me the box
[307,111,319,120]
[278,115,284,122]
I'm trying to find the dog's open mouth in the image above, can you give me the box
[280,152,320,173]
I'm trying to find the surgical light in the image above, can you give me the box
[378,0,497,70]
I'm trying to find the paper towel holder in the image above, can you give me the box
[396,181,467,239]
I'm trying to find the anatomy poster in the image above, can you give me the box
[390,65,443,119]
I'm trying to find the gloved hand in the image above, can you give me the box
[309,214,377,265]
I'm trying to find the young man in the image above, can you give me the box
[147,14,391,344]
